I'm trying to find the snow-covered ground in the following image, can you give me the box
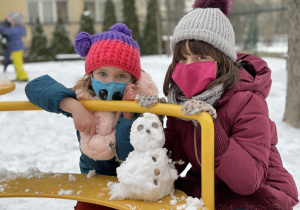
[0,55,299,209]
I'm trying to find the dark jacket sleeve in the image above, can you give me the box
[25,74,76,118]
[0,24,6,34]
[164,116,189,174]
[115,114,140,161]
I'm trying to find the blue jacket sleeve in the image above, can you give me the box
[0,25,25,37]
[25,74,76,117]
[116,114,140,161]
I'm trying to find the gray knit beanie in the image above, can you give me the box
[10,12,24,25]
[170,0,236,62]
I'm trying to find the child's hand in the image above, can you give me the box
[181,99,217,119]
[59,97,97,136]
[122,83,136,101]
[72,108,97,136]
[122,83,136,120]
[135,95,160,108]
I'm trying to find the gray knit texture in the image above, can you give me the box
[170,8,237,62]
[167,83,224,122]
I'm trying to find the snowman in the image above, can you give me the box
[108,113,179,201]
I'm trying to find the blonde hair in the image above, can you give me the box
[72,74,96,97]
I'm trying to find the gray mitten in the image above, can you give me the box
[135,95,159,108]
[181,99,217,119]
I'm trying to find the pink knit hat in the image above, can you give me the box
[74,23,141,80]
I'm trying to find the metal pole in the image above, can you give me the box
[156,11,162,55]
[251,3,258,52]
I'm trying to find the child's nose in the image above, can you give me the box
[104,76,114,83]
[186,58,196,65]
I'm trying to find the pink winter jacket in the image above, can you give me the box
[165,53,299,209]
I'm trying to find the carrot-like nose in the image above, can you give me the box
[146,129,150,133]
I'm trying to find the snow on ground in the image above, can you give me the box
[0,55,299,209]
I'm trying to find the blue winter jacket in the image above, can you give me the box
[0,25,25,52]
[25,75,138,176]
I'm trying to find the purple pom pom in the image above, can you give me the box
[193,0,232,16]
[109,23,132,37]
[74,32,92,57]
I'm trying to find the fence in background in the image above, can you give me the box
[0,2,289,56]
[229,2,288,53]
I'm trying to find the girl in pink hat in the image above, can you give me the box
[26,23,158,210]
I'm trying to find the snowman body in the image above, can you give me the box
[108,113,178,201]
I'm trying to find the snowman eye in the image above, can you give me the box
[152,122,159,129]
[137,124,144,131]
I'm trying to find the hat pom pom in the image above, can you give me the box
[74,32,92,57]
[109,23,132,37]
[193,0,232,16]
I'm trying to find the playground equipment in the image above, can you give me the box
[0,82,215,210]
[0,80,15,95]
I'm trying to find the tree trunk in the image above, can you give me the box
[283,0,300,128]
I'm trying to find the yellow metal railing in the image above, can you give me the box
[0,81,15,96]
[0,100,215,210]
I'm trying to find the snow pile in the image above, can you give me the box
[124,203,136,210]
[108,113,178,201]
[87,169,96,178]
[0,167,45,183]
[0,75,10,86]
[69,174,76,181]
[58,189,73,196]
[0,184,7,192]
[175,196,205,210]
[51,173,62,178]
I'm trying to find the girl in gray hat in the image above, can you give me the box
[161,0,298,209]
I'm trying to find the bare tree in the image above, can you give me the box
[283,0,300,128]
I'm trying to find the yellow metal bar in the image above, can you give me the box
[0,174,189,210]
[0,100,215,210]
[0,81,16,96]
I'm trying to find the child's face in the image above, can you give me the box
[92,66,133,83]
[179,41,215,65]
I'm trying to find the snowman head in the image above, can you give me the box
[130,113,165,152]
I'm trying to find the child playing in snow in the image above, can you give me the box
[0,12,29,81]
[159,0,299,209]
[25,23,158,210]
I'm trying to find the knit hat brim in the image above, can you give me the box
[170,28,237,61]
[85,39,141,80]
[170,8,237,62]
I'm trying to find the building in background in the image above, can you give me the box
[0,0,85,49]
[0,0,193,50]
[0,0,287,55]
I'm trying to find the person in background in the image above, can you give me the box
[0,12,28,81]
[0,13,12,72]
[160,0,299,209]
